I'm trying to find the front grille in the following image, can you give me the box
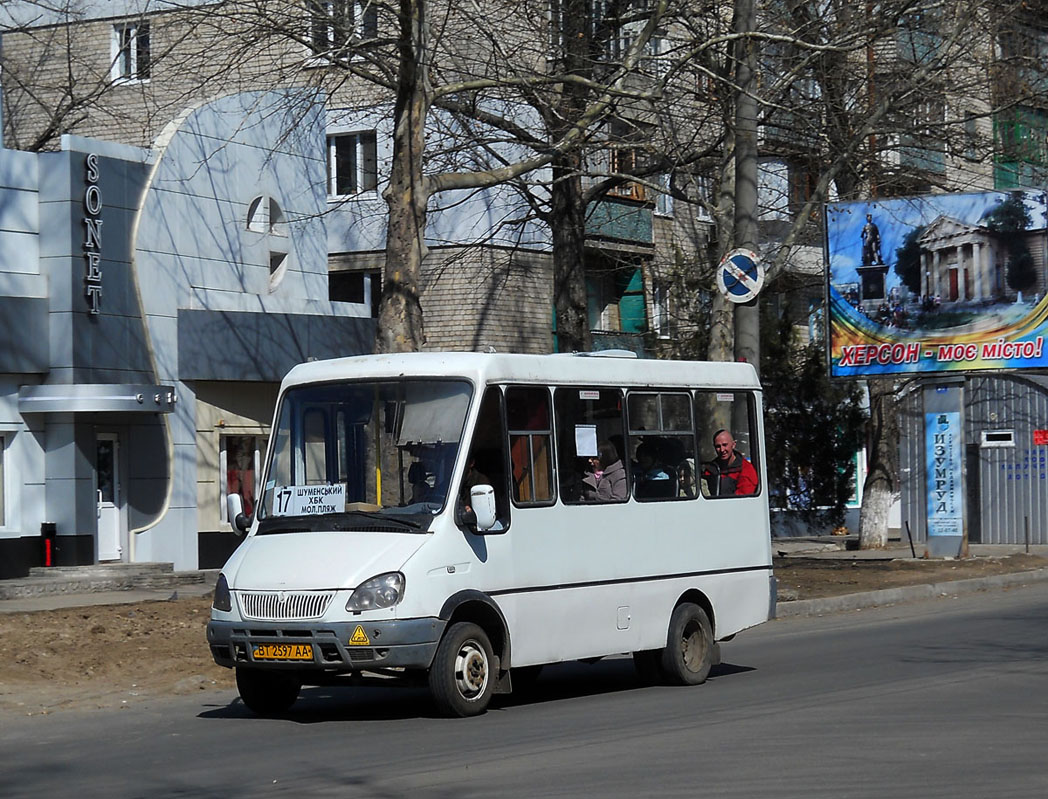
[237,591,335,621]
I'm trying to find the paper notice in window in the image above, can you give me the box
[575,424,598,457]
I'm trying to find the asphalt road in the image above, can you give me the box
[3,584,1047,799]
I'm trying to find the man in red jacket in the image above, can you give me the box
[701,429,758,497]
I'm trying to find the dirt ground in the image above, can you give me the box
[1,552,1045,716]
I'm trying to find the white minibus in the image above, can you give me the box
[207,351,775,716]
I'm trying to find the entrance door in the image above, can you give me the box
[96,434,122,561]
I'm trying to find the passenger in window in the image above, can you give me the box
[701,429,758,497]
[458,455,491,512]
[582,441,628,502]
[408,446,452,504]
[634,441,673,499]
[408,459,436,503]
[678,458,697,498]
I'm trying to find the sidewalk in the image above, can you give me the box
[772,538,1048,617]
[771,535,1048,560]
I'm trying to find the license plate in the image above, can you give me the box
[252,643,313,661]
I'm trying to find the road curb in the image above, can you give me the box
[775,568,1048,618]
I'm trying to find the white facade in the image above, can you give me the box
[0,90,372,575]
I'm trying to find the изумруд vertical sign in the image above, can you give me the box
[925,411,963,539]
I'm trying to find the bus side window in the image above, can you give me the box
[460,387,510,525]
[627,392,697,501]
[695,391,761,498]
[506,387,555,506]
[554,386,628,504]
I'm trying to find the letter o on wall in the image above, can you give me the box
[85,184,102,215]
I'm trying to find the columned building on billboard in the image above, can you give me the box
[0,91,373,578]
[919,217,1001,303]
[917,214,1047,305]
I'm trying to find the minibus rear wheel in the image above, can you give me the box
[235,667,302,716]
[429,622,495,717]
[660,603,713,686]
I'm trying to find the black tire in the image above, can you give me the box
[235,667,302,716]
[632,649,661,686]
[659,603,714,686]
[429,622,496,717]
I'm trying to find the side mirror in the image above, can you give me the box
[470,485,498,532]
[226,493,250,536]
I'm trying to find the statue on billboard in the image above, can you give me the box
[861,214,882,265]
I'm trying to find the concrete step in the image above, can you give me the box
[0,563,206,601]
[27,562,174,579]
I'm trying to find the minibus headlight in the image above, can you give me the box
[212,573,232,612]
[346,572,405,612]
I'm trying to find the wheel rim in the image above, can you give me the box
[454,639,489,700]
[679,619,707,673]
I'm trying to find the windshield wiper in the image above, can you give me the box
[368,511,423,529]
[257,509,425,534]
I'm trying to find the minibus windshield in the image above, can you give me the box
[257,379,472,530]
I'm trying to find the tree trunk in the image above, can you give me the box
[857,377,899,549]
[551,154,591,353]
[376,0,431,354]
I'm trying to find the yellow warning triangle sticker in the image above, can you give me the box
[349,625,370,645]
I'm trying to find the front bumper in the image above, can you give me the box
[206,617,446,672]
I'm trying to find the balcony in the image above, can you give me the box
[585,196,653,246]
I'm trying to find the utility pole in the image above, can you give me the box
[733,0,760,377]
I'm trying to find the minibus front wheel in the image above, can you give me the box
[429,622,495,717]
[235,667,302,716]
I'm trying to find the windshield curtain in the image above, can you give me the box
[259,379,473,520]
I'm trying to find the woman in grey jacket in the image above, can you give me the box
[583,441,629,502]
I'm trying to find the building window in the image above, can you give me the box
[330,269,381,316]
[247,195,287,236]
[309,0,378,59]
[327,131,378,196]
[654,174,673,216]
[0,434,6,527]
[269,252,289,292]
[652,281,670,339]
[962,113,979,161]
[607,119,649,201]
[608,143,645,201]
[112,22,150,82]
[221,436,258,521]
[788,162,820,218]
[587,265,646,333]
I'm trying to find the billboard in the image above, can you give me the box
[826,190,1048,376]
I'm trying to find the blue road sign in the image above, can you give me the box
[717,248,764,303]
